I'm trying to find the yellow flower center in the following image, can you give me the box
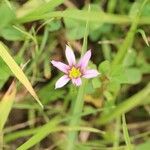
[69,67,81,79]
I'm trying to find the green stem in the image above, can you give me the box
[113,117,121,150]
[67,6,90,150]
[67,80,87,150]
[107,0,117,13]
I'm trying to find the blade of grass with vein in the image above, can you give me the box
[122,114,132,150]
[0,42,43,108]
[17,9,150,25]
[16,118,60,150]
[16,0,64,21]
[0,82,16,131]
[99,83,150,124]
[7,125,104,148]
[0,81,16,149]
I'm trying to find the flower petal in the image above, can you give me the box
[72,78,82,86]
[55,75,70,89]
[51,60,69,74]
[65,45,76,66]
[83,69,100,78]
[78,50,91,70]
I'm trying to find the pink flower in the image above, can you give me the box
[51,45,100,89]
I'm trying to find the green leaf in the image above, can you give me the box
[47,19,61,32]
[17,0,64,22]
[123,49,137,67]
[0,2,15,30]
[64,15,85,40]
[137,29,149,46]
[1,26,25,41]
[98,60,110,75]
[124,68,142,84]
[141,1,150,16]
[0,42,43,108]
[92,77,101,89]
[110,65,126,84]
[64,4,111,41]
[0,82,16,131]
[107,80,120,93]
[0,59,12,88]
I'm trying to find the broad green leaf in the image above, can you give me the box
[1,26,25,41]
[0,42,43,108]
[123,49,137,67]
[110,65,126,83]
[124,68,142,84]
[0,82,16,131]
[47,19,61,32]
[107,80,120,93]
[64,4,111,41]
[98,60,110,75]
[92,77,101,89]
[141,1,150,16]
[0,2,15,29]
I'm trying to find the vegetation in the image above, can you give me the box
[0,0,150,149]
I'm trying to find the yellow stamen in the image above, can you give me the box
[69,67,81,79]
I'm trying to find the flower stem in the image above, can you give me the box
[67,6,90,150]
[67,80,87,150]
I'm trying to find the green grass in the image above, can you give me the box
[0,0,150,149]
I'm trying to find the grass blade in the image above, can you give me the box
[99,83,150,124]
[0,81,16,149]
[17,9,150,25]
[0,81,16,131]
[0,42,43,108]
[122,114,132,150]
[17,0,64,21]
[16,118,60,150]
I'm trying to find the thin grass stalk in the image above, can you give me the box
[122,114,132,150]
